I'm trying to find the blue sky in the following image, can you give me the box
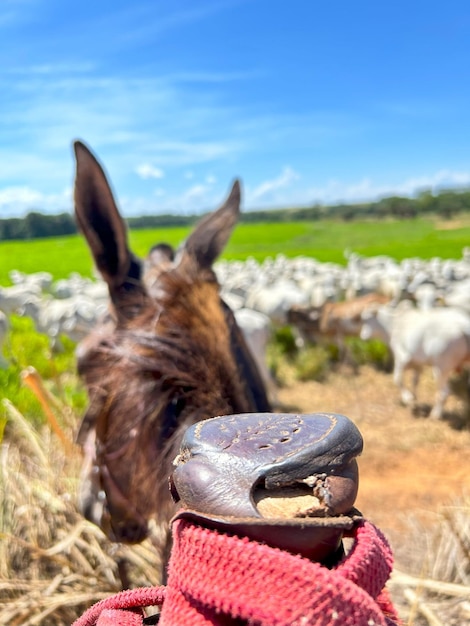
[1,0,470,217]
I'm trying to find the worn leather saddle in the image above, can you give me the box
[170,412,364,565]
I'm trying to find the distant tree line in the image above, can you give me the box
[0,212,78,241]
[1,187,470,241]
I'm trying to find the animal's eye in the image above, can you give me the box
[171,395,187,419]
[158,395,187,443]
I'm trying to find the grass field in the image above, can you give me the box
[0,215,469,285]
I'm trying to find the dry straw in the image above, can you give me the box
[0,386,162,626]
[388,501,470,624]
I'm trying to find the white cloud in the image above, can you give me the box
[135,163,165,180]
[149,140,239,166]
[4,166,469,219]
[249,167,300,202]
[118,182,218,216]
[307,169,470,205]
[0,186,71,216]
[403,170,470,193]
[0,186,44,206]
[7,62,97,76]
[183,184,209,202]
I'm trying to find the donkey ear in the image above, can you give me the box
[73,141,146,320]
[179,179,241,270]
[73,140,133,288]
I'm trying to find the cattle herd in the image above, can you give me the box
[1,244,470,420]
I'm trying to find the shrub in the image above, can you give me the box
[345,337,392,372]
[293,345,331,382]
[272,326,298,357]
[0,316,87,428]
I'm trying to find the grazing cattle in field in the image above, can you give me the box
[233,307,278,405]
[72,141,271,575]
[409,282,442,311]
[9,269,54,292]
[0,283,42,315]
[0,311,9,368]
[442,278,470,313]
[360,303,470,419]
[20,295,107,351]
[245,280,310,326]
[287,293,390,348]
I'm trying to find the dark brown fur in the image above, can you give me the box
[73,141,270,564]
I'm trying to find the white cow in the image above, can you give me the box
[9,269,53,292]
[245,280,310,326]
[20,295,108,351]
[0,311,9,368]
[234,307,278,405]
[443,278,470,313]
[0,283,42,315]
[360,303,470,419]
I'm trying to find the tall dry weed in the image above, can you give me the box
[389,500,470,625]
[0,398,161,626]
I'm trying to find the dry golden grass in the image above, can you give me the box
[0,398,161,626]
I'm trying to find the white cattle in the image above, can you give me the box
[245,280,310,326]
[360,303,470,419]
[9,269,53,291]
[0,311,9,368]
[0,283,42,315]
[410,282,442,310]
[442,279,470,313]
[52,274,109,302]
[234,307,277,405]
[20,295,108,351]
[221,291,245,311]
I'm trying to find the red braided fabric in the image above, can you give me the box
[72,587,165,626]
[72,519,401,626]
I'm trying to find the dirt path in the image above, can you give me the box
[276,365,470,571]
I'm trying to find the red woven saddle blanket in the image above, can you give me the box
[73,518,401,626]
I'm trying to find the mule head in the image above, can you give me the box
[73,141,270,546]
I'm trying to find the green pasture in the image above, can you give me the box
[0,216,469,285]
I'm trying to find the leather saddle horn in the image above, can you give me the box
[170,412,364,564]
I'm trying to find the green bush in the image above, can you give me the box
[272,326,298,357]
[267,326,393,386]
[345,337,392,371]
[0,316,87,428]
[293,345,331,382]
